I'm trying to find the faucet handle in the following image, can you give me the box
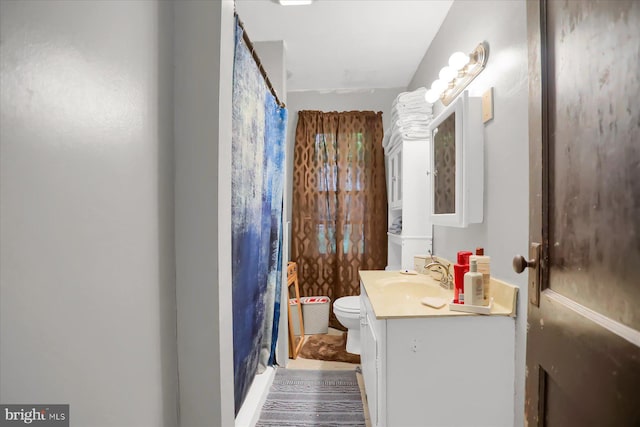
[440,270,454,290]
[437,261,453,289]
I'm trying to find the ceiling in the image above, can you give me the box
[234,0,453,92]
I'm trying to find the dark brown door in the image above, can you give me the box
[523,1,640,426]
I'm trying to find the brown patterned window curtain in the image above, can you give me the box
[292,110,387,329]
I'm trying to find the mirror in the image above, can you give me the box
[433,112,457,215]
[428,91,484,227]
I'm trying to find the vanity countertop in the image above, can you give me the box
[359,270,517,319]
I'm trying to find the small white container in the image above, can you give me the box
[301,296,331,335]
[413,254,429,274]
[470,254,491,305]
[464,259,484,306]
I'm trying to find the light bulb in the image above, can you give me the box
[439,66,457,83]
[425,89,439,104]
[430,79,448,94]
[449,51,470,71]
[278,0,314,5]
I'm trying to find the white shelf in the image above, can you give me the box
[387,232,432,240]
[387,233,401,245]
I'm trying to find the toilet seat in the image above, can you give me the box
[334,296,360,314]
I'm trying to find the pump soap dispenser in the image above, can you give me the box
[464,259,484,306]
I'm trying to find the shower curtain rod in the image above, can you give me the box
[235,13,286,109]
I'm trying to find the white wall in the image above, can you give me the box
[408,1,529,425]
[174,1,235,426]
[254,41,287,105]
[0,1,178,426]
[285,88,403,228]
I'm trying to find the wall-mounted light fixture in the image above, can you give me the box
[277,0,314,5]
[425,41,489,106]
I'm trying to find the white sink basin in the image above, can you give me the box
[375,278,447,301]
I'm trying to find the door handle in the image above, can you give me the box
[513,242,542,306]
[512,255,536,273]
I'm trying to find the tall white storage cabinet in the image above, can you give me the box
[384,132,433,270]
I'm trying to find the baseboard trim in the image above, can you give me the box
[235,366,276,427]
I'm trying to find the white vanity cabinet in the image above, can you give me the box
[360,282,515,427]
[360,285,385,427]
[383,133,433,270]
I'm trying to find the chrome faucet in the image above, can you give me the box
[424,251,454,289]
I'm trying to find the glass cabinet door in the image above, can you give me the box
[433,112,456,215]
[389,147,402,208]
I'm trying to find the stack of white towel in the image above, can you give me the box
[384,87,434,149]
[388,216,403,234]
[384,89,434,235]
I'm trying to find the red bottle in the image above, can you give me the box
[454,251,473,303]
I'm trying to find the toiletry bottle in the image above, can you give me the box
[453,251,472,304]
[470,247,491,306]
[464,259,484,306]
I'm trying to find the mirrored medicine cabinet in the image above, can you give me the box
[427,91,484,227]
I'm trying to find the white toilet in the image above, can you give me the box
[333,296,361,355]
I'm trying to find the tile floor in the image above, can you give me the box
[285,328,372,427]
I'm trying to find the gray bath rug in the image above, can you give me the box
[255,368,366,426]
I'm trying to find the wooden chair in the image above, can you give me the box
[287,262,305,359]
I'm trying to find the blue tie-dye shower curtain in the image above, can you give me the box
[231,17,287,415]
